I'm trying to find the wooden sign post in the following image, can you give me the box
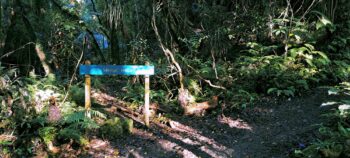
[84,60,92,118]
[144,62,150,127]
[79,63,155,126]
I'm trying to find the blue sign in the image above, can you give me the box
[79,65,154,76]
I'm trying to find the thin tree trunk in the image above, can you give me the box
[267,0,275,42]
[110,27,120,64]
[0,1,2,39]
[152,3,193,110]
[151,8,184,90]
[2,3,18,59]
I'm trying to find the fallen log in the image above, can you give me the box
[183,96,219,116]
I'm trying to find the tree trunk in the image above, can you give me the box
[19,3,52,75]
[2,2,18,61]
[110,27,120,64]
[34,43,52,75]
[0,1,2,38]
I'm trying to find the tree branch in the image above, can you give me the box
[152,3,184,90]
[0,42,34,59]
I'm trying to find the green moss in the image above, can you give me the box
[100,117,134,139]
[122,118,134,134]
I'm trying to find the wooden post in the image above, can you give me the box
[144,62,150,127]
[85,60,91,118]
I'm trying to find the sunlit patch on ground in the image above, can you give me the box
[217,116,253,131]
[131,128,192,157]
[166,121,234,158]
[86,138,118,158]
[157,139,198,158]
[90,89,349,157]
[91,90,235,157]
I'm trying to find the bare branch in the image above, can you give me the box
[0,42,34,59]
[151,2,184,90]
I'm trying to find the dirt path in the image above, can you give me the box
[97,88,347,158]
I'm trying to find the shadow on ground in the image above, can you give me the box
[88,87,349,158]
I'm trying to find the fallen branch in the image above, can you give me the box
[114,111,145,126]
[114,103,138,116]
[200,77,226,90]
[0,133,17,143]
[176,54,226,90]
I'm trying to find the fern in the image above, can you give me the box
[63,109,105,130]
[68,118,99,130]
[90,109,107,119]
[57,128,89,145]
[63,111,85,124]
[38,127,57,144]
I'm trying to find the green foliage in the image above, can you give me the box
[228,90,257,109]
[321,20,350,82]
[39,127,57,145]
[122,82,144,108]
[0,66,110,157]
[245,42,279,56]
[179,34,208,53]
[312,11,336,33]
[123,118,134,134]
[2,0,350,156]
[295,83,350,157]
[100,117,133,140]
[181,56,217,79]
[69,85,85,105]
[58,128,89,146]
[63,109,105,130]
[272,18,313,44]
[235,53,317,97]
[186,79,202,96]
[289,43,330,67]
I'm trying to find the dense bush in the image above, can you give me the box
[0,66,107,157]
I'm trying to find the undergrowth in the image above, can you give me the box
[293,82,350,157]
[0,65,129,157]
